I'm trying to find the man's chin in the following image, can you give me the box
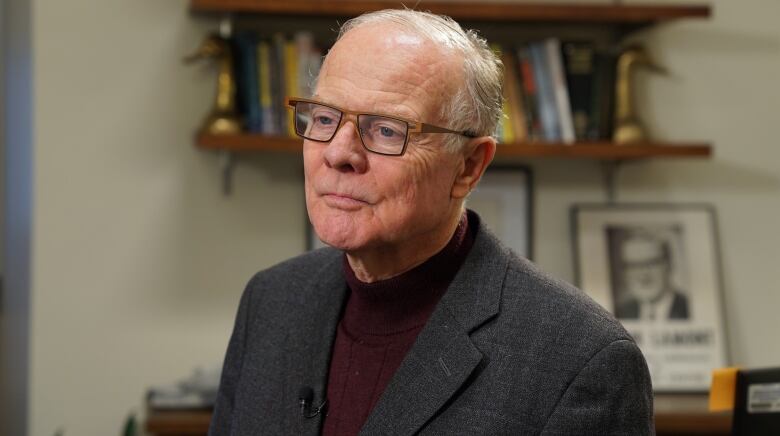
[314,224,386,253]
[311,220,364,251]
[317,234,366,252]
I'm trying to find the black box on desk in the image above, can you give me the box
[733,367,780,436]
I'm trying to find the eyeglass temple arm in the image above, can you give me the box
[416,123,477,138]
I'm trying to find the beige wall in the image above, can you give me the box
[10,0,780,434]
[535,0,780,367]
[1,0,5,276]
[620,0,780,366]
[28,1,306,434]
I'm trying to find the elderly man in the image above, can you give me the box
[615,233,690,321]
[210,9,653,436]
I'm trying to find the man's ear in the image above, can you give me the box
[451,136,497,199]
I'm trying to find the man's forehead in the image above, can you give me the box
[316,23,461,119]
[342,23,430,51]
[325,25,456,79]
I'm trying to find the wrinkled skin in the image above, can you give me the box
[304,23,495,282]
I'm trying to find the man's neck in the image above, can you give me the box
[346,208,464,283]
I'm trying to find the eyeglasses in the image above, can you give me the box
[286,97,476,156]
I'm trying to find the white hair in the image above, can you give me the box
[327,9,504,151]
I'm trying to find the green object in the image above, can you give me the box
[122,413,137,436]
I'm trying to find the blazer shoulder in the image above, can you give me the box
[498,251,633,352]
[243,247,342,303]
[253,247,341,281]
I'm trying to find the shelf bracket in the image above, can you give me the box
[220,150,235,196]
[601,161,622,204]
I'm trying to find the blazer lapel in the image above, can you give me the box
[360,223,510,435]
[296,252,348,435]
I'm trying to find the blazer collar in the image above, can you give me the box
[359,219,510,435]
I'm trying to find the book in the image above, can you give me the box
[528,41,560,142]
[257,40,277,135]
[252,32,323,136]
[561,41,596,141]
[283,38,299,137]
[234,32,262,133]
[544,38,575,144]
[501,50,528,142]
[492,44,514,143]
[271,33,287,136]
[590,49,618,140]
[295,32,320,98]
[516,45,541,141]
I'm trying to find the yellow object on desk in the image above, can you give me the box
[710,367,740,412]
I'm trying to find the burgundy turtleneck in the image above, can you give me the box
[321,212,475,436]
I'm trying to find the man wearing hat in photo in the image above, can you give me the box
[615,232,690,321]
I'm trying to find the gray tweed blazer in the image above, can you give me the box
[210,220,654,435]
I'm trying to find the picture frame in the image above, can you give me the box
[466,165,533,259]
[307,165,534,260]
[572,203,728,392]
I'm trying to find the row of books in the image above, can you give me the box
[232,31,323,136]
[495,39,617,144]
[229,33,616,144]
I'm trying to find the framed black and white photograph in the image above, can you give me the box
[308,165,533,259]
[572,204,728,392]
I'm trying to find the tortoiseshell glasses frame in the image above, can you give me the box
[286,97,476,156]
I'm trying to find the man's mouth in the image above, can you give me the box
[321,192,370,210]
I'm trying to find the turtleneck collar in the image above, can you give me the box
[341,211,475,336]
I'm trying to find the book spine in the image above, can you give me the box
[284,39,299,137]
[271,33,287,136]
[501,50,528,142]
[295,32,317,98]
[257,40,276,135]
[590,50,618,140]
[545,38,575,144]
[528,41,560,142]
[562,41,596,141]
[234,32,263,133]
[517,45,541,141]
[492,44,514,143]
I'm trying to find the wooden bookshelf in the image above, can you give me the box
[146,409,212,435]
[196,134,712,161]
[190,1,711,25]
[188,1,714,189]
[654,394,732,435]
[190,1,713,165]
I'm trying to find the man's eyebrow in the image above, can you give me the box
[311,94,421,122]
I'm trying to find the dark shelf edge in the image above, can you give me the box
[190,1,711,23]
[195,134,712,160]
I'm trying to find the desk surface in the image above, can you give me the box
[654,394,732,435]
[146,394,731,436]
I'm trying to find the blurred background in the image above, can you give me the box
[2,0,779,435]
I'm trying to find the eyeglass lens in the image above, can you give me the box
[294,101,408,155]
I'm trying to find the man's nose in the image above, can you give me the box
[322,119,368,173]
